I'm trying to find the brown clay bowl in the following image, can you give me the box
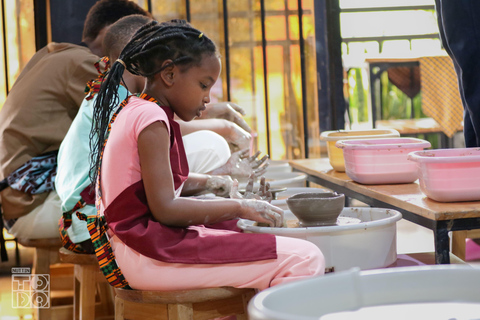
[286,192,345,226]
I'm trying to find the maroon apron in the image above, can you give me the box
[103,94,277,264]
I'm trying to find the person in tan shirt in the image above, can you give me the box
[0,0,150,241]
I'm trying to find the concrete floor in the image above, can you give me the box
[396,217,480,268]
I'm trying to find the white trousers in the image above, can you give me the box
[8,190,62,239]
[182,130,231,173]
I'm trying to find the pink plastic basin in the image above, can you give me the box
[336,138,431,185]
[407,148,480,202]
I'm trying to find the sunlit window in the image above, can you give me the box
[339,0,444,127]
[0,0,35,109]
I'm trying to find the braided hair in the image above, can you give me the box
[89,19,217,186]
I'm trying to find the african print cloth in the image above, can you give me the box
[0,150,58,194]
[85,56,110,100]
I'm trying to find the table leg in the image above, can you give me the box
[433,224,450,264]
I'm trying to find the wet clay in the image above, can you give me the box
[286,192,345,226]
[255,216,361,228]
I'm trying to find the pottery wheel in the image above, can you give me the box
[285,216,361,228]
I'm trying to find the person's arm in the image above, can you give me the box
[178,118,251,151]
[197,101,252,133]
[138,121,282,227]
[181,173,233,197]
[209,149,269,179]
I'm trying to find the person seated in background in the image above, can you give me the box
[56,15,268,253]
[0,0,151,244]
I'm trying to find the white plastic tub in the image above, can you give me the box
[408,148,480,202]
[237,207,402,272]
[248,265,480,320]
[336,138,431,184]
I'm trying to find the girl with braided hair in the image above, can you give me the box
[90,19,324,291]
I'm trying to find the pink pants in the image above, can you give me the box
[110,233,325,291]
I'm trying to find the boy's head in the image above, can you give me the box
[82,0,152,56]
[103,14,153,61]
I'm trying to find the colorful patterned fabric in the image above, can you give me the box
[86,213,131,288]
[0,150,58,195]
[58,211,85,254]
[58,181,130,287]
[81,94,133,289]
[85,56,110,100]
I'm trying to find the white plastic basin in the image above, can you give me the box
[263,171,307,188]
[408,148,480,202]
[267,160,292,173]
[238,207,402,272]
[336,138,431,184]
[320,129,400,172]
[248,265,480,320]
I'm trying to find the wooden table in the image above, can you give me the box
[289,158,480,264]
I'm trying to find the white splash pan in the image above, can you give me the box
[239,171,307,190]
[237,207,402,272]
[266,160,292,173]
[248,265,480,320]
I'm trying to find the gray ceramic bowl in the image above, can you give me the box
[286,192,345,226]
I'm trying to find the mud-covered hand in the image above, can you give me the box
[211,149,269,179]
[198,102,252,133]
[205,175,234,197]
[224,122,251,152]
[239,199,283,227]
[242,175,273,203]
[229,174,273,203]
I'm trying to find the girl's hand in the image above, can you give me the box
[212,149,269,179]
[239,199,284,227]
[205,175,233,197]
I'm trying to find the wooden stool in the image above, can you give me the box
[16,237,73,320]
[58,247,114,320]
[452,229,480,261]
[114,286,257,320]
